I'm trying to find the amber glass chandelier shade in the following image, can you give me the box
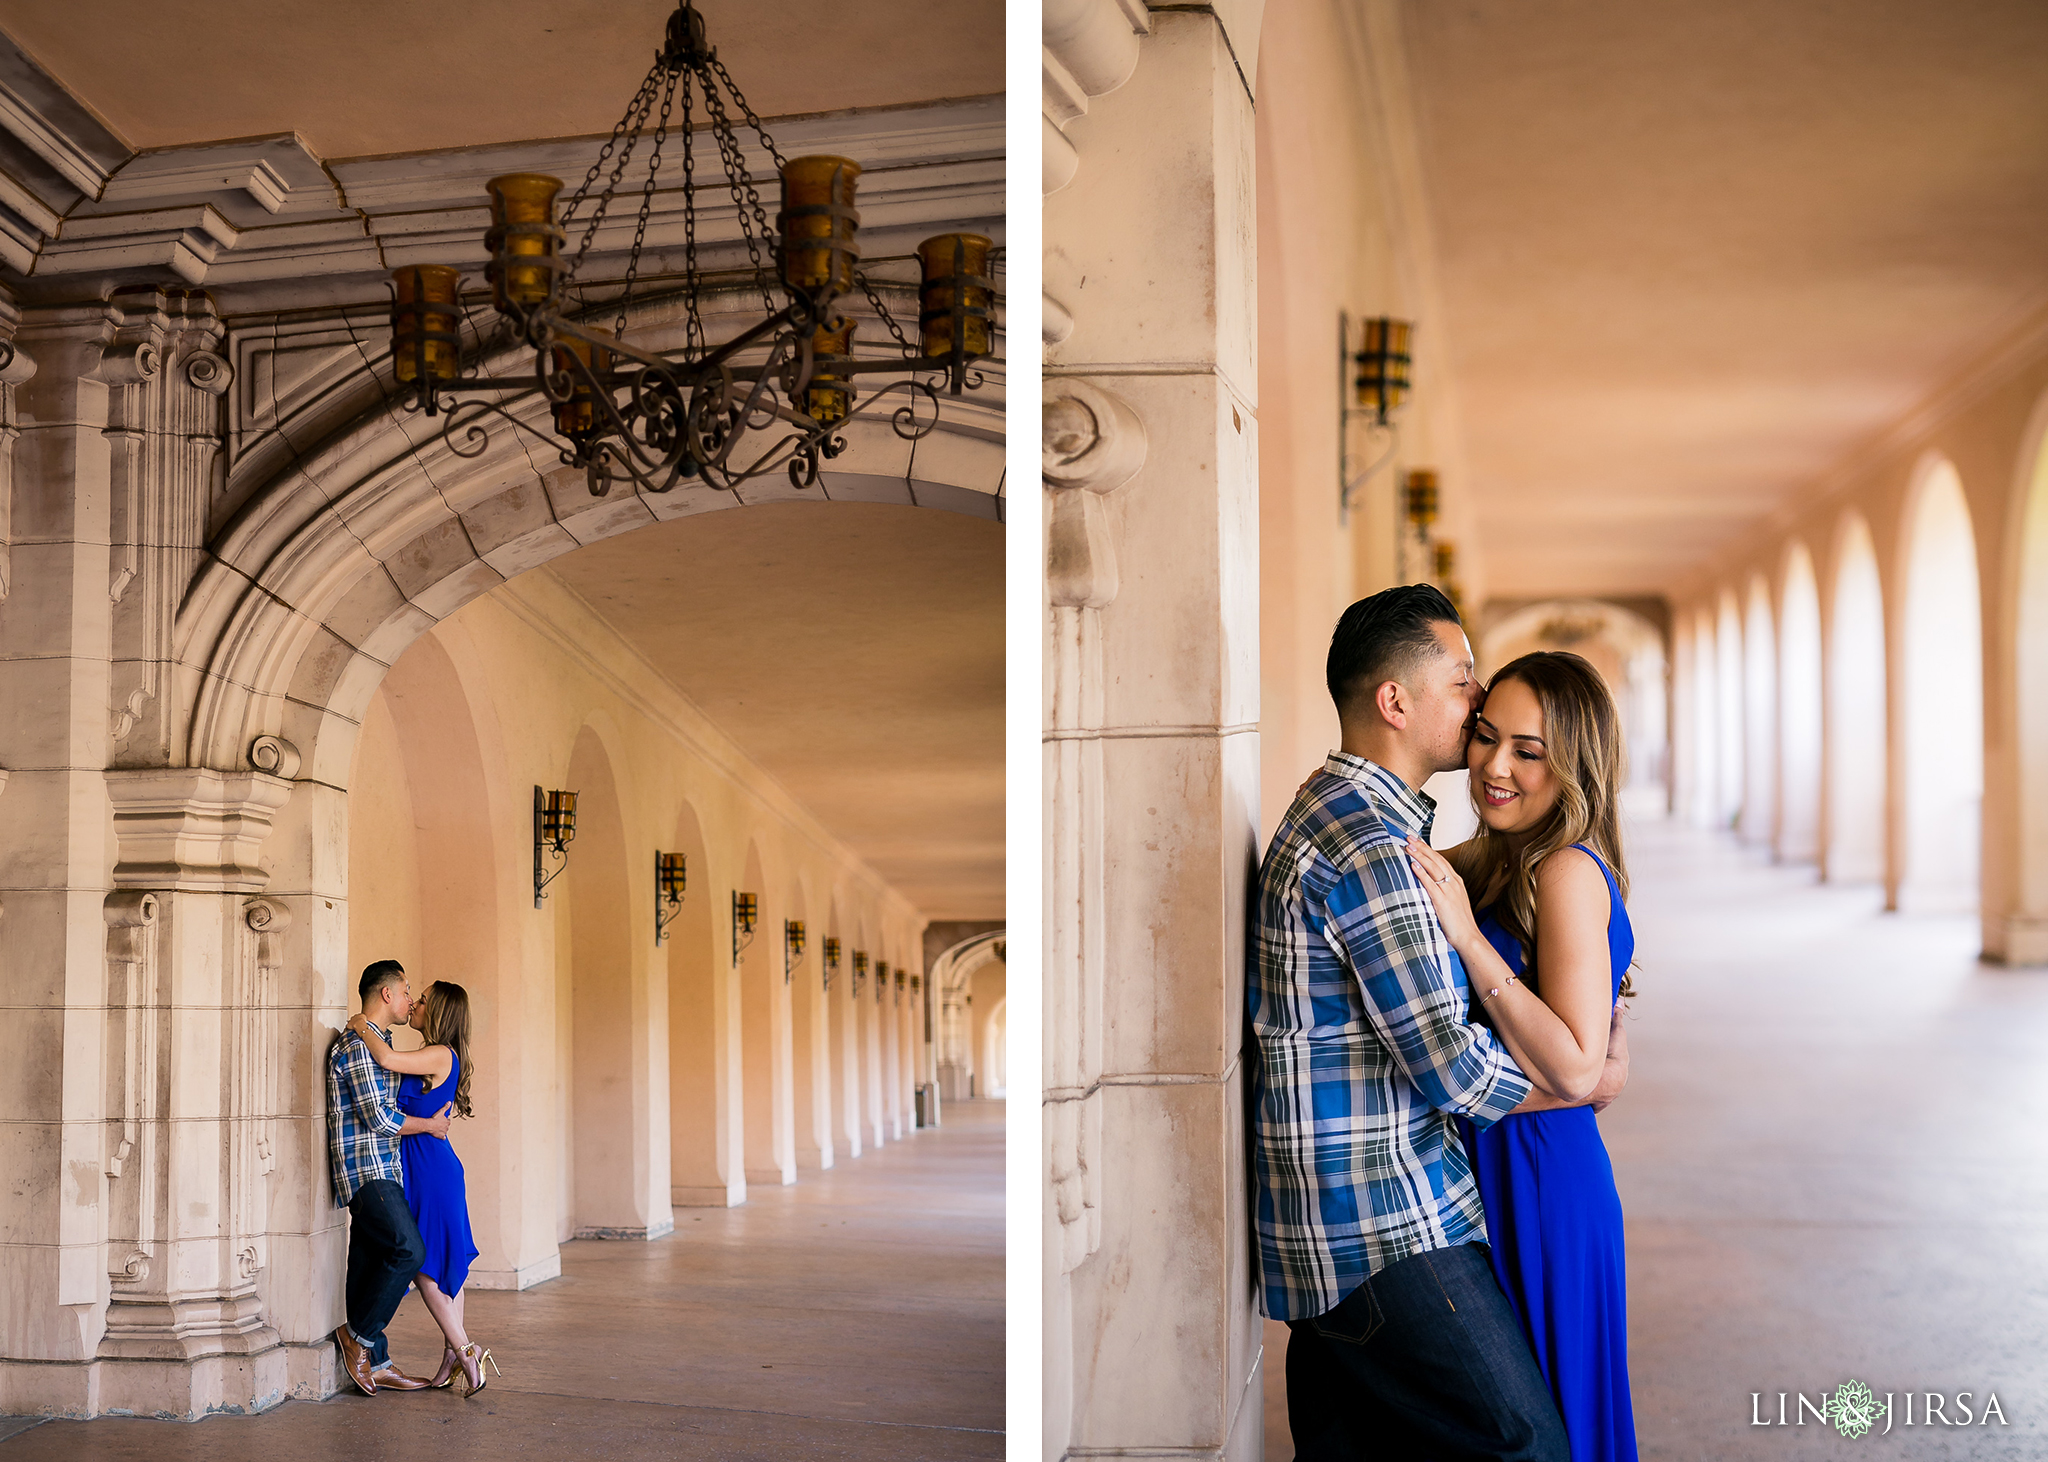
[1433,542,1456,579]
[778,156,862,294]
[485,173,565,311]
[390,265,463,385]
[1404,469,1440,531]
[1354,316,1413,416]
[917,233,994,359]
[549,330,613,436]
[805,316,857,424]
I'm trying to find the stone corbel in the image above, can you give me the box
[104,768,296,893]
[1045,379,1147,609]
[248,734,302,779]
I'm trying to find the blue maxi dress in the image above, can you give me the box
[1458,845,1639,1462]
[397,1055,479,1296]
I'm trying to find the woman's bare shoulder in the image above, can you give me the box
[1534,844,1608,902]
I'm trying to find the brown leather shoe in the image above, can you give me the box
[369,1363,433,1391]
[333,1325,377,1395]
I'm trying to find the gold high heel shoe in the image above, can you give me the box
[457,1341,500,1399]
[428,1343,457,1389]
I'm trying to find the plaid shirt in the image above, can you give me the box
[326,1023,405,1206]
[1249,752,1532,1321]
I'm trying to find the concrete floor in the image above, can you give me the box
[1263,818,2048,1460]
[5,1100,1004,1461]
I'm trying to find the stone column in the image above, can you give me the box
[1044,4,1266,1457]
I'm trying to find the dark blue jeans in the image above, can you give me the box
[345,1179,424,1369]
[1285,1241,1569,1462]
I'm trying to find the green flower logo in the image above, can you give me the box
[1826,1380,1881,1439]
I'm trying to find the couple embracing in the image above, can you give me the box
[325,960,498,1398]
[1252,584,1640,1462]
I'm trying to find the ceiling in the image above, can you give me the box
[539,502,1003,922]
[1401,0,2048,598]
[0,0,1002,159]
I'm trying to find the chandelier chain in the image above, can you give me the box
[678,70,704,358]
[854,268,917,360]
[617,63,681,338]
[707,51,788,173]
[563,68,664,282]
[697,77,778,312]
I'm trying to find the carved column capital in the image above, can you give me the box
[1045,379,1147,611]
[104,767,295,893]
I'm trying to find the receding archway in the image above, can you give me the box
[1898,459,1984,912]
[739,841,794,1185]
[1826,511,1889,885]
[1690,610,1720,827]
[667,801,737,1207]
[1777,542,1825,866]
[1742,575,1778,848]
[787,879,832,1171]
[1715,589,1746,830]
[2010,399,2048,962]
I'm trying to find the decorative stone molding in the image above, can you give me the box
[104,768,295,893]
[1045,379,1146,610]
[1043,0,1150,335]
[248,734,302,780]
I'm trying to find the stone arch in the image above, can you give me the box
[1896,456,1984,912]
[1826,510,1889,885]
[1741,575,1778,848]
[2001,387,2048,963]
[666,799,736,1208]
[738,840,793,1186]
[176,304,1001,789]
[1715,587,1746,830]
[979,998,1009,1098]
[561,717,668,1238]
[932,929,1005,1103]
[1777,540,1825,866]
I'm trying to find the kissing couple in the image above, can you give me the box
[325,960,499,1398]
[1252,583,1640,1462]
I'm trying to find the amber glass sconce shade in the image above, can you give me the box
[783,919,806,984]
[532,786,578,908]
[550,330,614,437]
[778,156,861,295]
[805,316,857,425]
[875,960,889,1002]
[852,950,869,995]
[917,233,995,360]
[1354,317,1413,424]
[486,173,566,313]
[391,264,463,387]
[822,936,842,991]
[1404,469,1440,533]
[1433,542,1456,580]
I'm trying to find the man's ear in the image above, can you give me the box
[1375,678,1409,731]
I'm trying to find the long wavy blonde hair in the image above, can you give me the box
[1446,651,1635,999]
[414,981,474,1118]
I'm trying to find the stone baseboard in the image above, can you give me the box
[1987,914,2048,966]
[570,1220,675,1241]
[464,1251,563,1290]
[0,1343,290,1421]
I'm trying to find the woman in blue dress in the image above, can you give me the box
[346,980,495,1397]
[1404,650,1639,1462]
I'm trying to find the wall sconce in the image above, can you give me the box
[1339,313,1415,521]
[654,852,687,945]
[1432,541,1456,582]
[852,949,868,995]
[875,959,888,1002]
[894,969,906,1004]
[910,974,921,993]
[823,936,841,991]
[533,786,577,909]
[1405,469,1440,533]
[784,920,806,986]
[732,891,759,968]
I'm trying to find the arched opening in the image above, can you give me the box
[1898,460,1984,912]
[1742,575,1778,848]
[1690,610,1720,827]
[739,842,794,1186]
[979,998,1008,1098]
[561,722,666,1237]
[826,897,862,1158]
[861,921,888,1148]
[1827,512,1888,884]
[1477,598,1670,820]
[1715,589,1746,830]
[1777,542,1825,866]
[667,802,737,1208]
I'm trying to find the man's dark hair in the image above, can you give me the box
[359,959,407,1006]
[1326,583,1462,719]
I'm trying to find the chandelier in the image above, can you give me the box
[385,2,996,497]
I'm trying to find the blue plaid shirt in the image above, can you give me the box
[1249,753,1532,1320]
[326,1023,405,1206]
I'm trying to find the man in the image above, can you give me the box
[1249,585,1628,1461]
[326,959,452,1396]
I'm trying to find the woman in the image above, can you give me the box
[1404,650,1639,1462]
[346,980,496,1397]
